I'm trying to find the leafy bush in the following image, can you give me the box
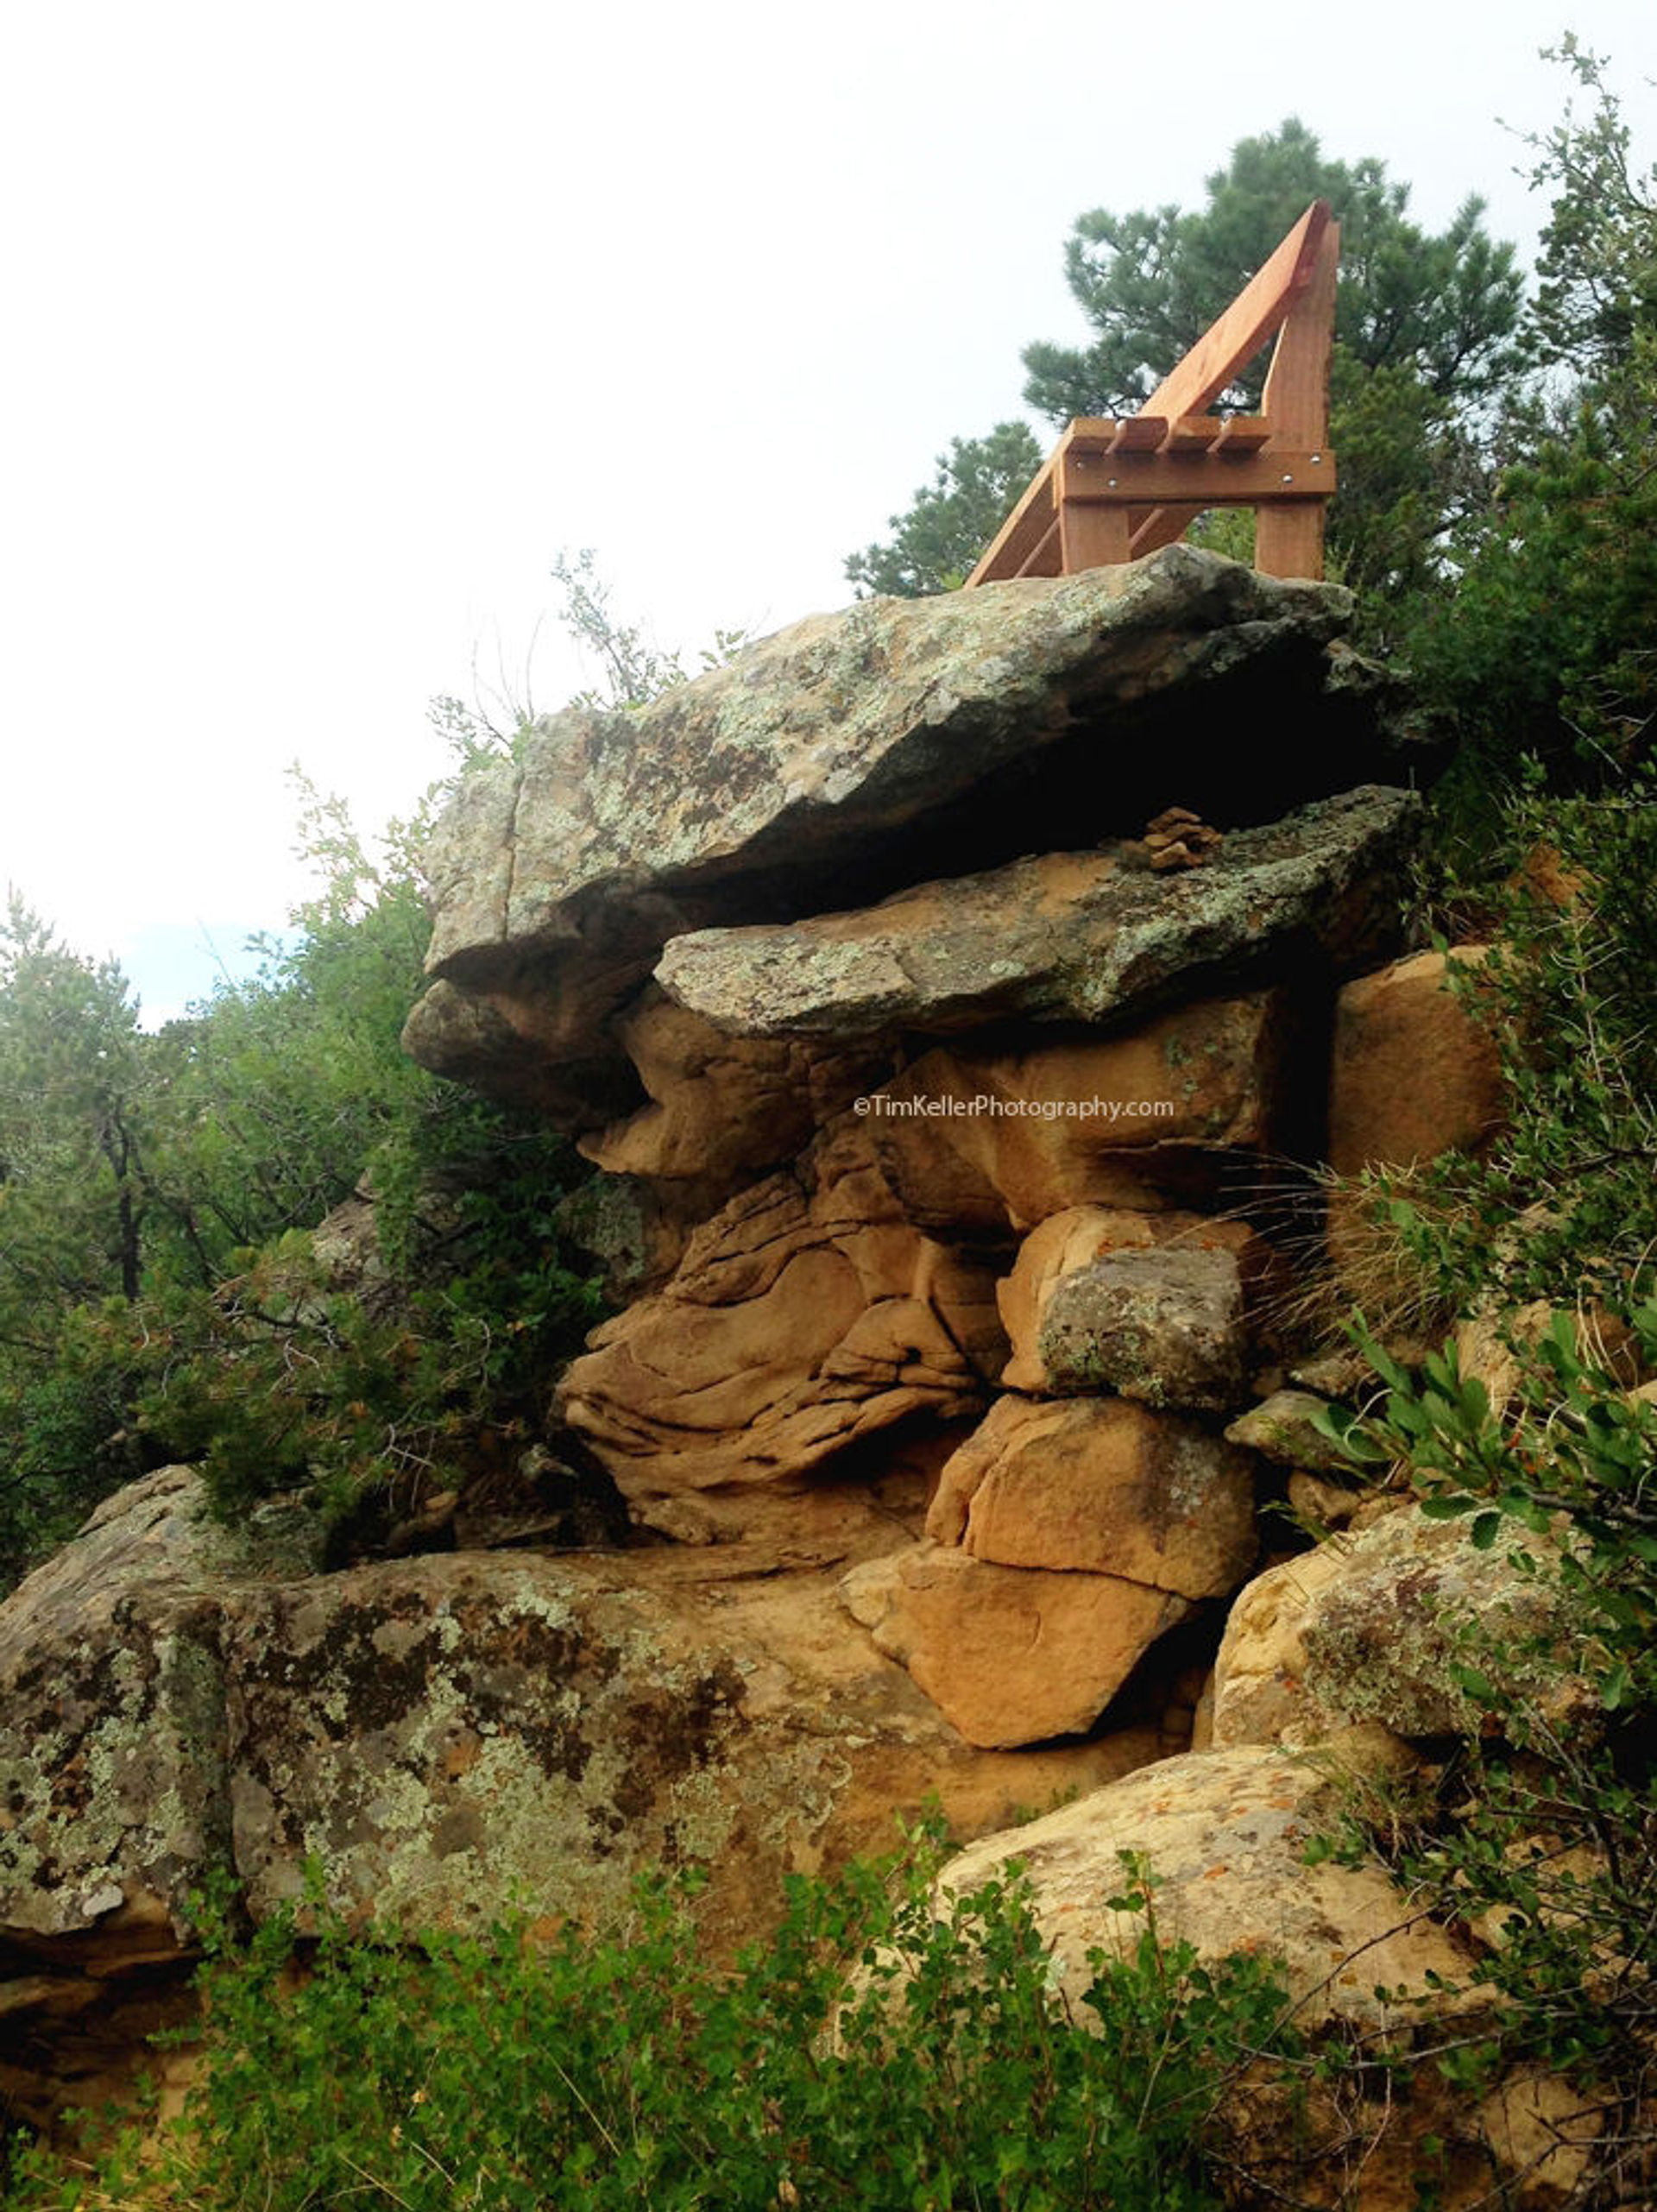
[3,1834,1301,2212]
[1368,772,1657,1318]
[1314,1314,1657,2192]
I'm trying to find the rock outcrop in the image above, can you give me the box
[404,550,1420,1124]
[0,1467,1165,2130]
[402,550,1446,1751]
[655,785,1416,1042]
[10,551,1503,2160]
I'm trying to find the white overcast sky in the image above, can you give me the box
[3,0,1653,1020]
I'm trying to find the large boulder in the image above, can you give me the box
[934,1743,1476,2036]
[1327,946,1503,1178]
[924,1393,1257,1597]
[1213,1506,1596,1747]
[655,786,1418,1043]
[557,1118,1005,1501]
[0,1468,324,1952]
[841,1542,1191,1749]
[404,551,1392,1121]
[933,1744,1602,2209]
[0,1470,1166,2131]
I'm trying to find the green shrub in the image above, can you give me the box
[4,1838,1301,2212]
[1365,771,1657,1318]
[1314,1314,1657,2183]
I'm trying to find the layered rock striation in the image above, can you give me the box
[396,545,1452,1751]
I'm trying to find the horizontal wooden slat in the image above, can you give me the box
[1065,419,1124,454]
[1108,415,1168,452]
[1164,417,1221,452]
[1213,415,1271,452]
[1059,448,1336,503]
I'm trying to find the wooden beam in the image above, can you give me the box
[1058,448,1336,504]
[1014,515,1062,577]
[967,453,1060,584]
[1164,417,1222,452]
[1256,219,1339,579]
[1129,505,1206,558]
[1213,415,1271,452]
[1140,200,1330,422]
[1058,497,1132,569]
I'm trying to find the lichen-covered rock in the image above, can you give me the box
[934,1743,1477,2036]
[868,991,1291,1237]
[405,550,1383,1119]
[996,1205,1272,1391]
[1215,1507,1595,1747]
[557,1118,1004,1500]
[656,786,1417,1042]
[1300,1508,1595,1739]
[841,1541,1190,1749]
[0,1469,324,1951]
[1,1471,1172,2130]
[1225,1387,1355,1472]
[924,1394,1256,1598]
[1036,1245,1248,1410]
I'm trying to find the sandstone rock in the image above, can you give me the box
[869,990,1291,1236]
[998,1205,1270,1391]
[924,1394,1256,1597]
[576,990,882,1187]
[1301,1508,1596,1739]
[1214,1508,1596,1748]
[935,1744,1477,2036]
[406,550,1383,1118]
[655,787,1417,1042]
[1327,947,1503,1177]
[400,976,641,1127]
[557,1119,1004,1499]
[0,1471,1169,2128]
[1225,1387,1355,1472]
[0,1469,324,1951]
[1211,1543,1350,1748]
[1036,1245,1248,1410]
[553,1169,730,1305]
[841,1542,1190,1749]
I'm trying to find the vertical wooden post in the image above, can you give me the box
[1253,220,1339,580]
[1057,499,1132,569]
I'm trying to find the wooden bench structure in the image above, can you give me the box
[967,200,1339,586]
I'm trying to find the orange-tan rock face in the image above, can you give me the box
[1327,947,1503,1176]
[925,1395,1257,1596]
[577,992,882,1188]
[869,991,1291,1236]
[558,1118,1005,1500]
[841,1543,1192,1749]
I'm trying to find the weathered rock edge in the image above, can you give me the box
[404,549,1389,1116]
[655,785,1420,1042]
